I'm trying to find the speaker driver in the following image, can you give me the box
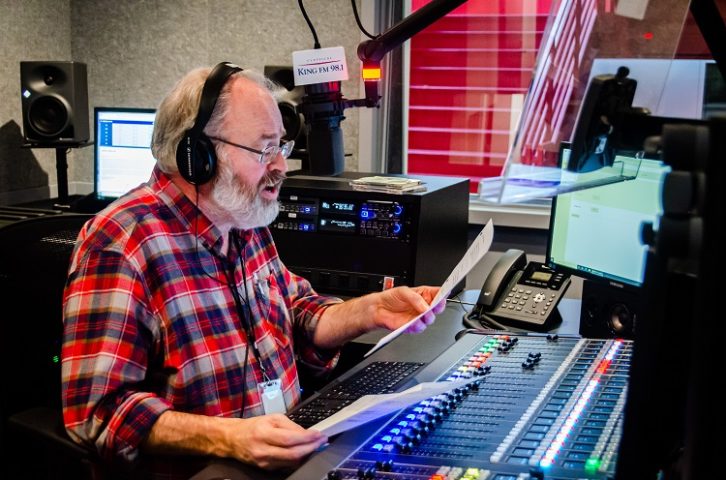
[608,303,634,336]
[28,96,69,137]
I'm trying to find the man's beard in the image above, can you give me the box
[208,160,284,230]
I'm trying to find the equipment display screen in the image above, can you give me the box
[530,271,552,282]
[321,201,356,214]
[319,218,357,234]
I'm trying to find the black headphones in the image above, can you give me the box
[176,62,243,185]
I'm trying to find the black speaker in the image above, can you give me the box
[579,280,642,339]
[20,61,89,145]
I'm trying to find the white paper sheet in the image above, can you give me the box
[309,375,483,436]
[364,219,494,358]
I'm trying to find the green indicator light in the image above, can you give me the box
[585,458,601,472]
[52,355,59,364]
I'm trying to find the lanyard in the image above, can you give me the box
[226,237,271,383]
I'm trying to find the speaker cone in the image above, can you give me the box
[29,96,69,137]
[608,303,634,336]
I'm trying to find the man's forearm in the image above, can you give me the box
[312,295,375,350]
[142,410,233,458]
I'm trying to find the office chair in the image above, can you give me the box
[0,213,99,479]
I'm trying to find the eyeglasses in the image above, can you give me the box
[209,136,295,165]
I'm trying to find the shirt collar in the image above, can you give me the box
[150,166,225,253]
[149,167,255,258]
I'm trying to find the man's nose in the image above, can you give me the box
[268,148,289,174]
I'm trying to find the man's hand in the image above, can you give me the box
[313,285,447,349]
[371,286,446,333]
[227,414,327,470]
[143,410,327,470]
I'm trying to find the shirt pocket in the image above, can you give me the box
[255,272,289,321]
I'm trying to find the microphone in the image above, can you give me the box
[300,81,346,176]
[297,0,467,176]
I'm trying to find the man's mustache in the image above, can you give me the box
[262,171,287,186]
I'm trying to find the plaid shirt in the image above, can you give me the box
[61,167,341,471]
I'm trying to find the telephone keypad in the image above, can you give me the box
[488,261,571,329]
[497,283,569,324]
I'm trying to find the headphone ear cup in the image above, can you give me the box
[192,134,217,184]
[176,134,195,183]
[175,133,217,185]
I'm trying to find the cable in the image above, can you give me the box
[461,305,532,334]
[446,294,475,315]
[298,0,321,49]
[351,0,378,40]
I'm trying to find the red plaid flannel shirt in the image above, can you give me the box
[61,167,341,471]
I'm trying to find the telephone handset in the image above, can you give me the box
[472,249,571,330]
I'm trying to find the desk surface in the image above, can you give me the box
[190,290,582,480]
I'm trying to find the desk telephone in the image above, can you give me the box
[472,249,571,330]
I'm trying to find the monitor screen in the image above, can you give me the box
[94,107,156,199]
[547,147,670,288]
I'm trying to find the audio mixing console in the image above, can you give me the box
[288,331,632,480]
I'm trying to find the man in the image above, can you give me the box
[61,63,444,478]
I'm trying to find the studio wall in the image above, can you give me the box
[0,0,362,204]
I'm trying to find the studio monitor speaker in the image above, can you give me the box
[579,280,642,339]
[20,61,89,145]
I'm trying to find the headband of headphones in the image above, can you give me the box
[187,62,243,139]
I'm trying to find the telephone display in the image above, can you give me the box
[474,249,571,330]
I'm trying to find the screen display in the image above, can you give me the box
[530,271,552,282]
[319,218,357,234]
[548,153,670,287]
[321,201,357,214]
[95,108,156,199]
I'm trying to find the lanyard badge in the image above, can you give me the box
[257,378,286,414]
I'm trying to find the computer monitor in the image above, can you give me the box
[94,107,156,200]
[547,145,671,289]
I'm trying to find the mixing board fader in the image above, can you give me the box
[316,332,631,480]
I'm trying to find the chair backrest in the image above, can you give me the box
[0,214,92,433]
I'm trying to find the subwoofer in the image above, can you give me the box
[579,280,642,339]
[20,61,89,145]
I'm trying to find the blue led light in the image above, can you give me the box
[361,210,370,219]
[372,444,384,451]
[394,205,403,215]
[393,223,402,234]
